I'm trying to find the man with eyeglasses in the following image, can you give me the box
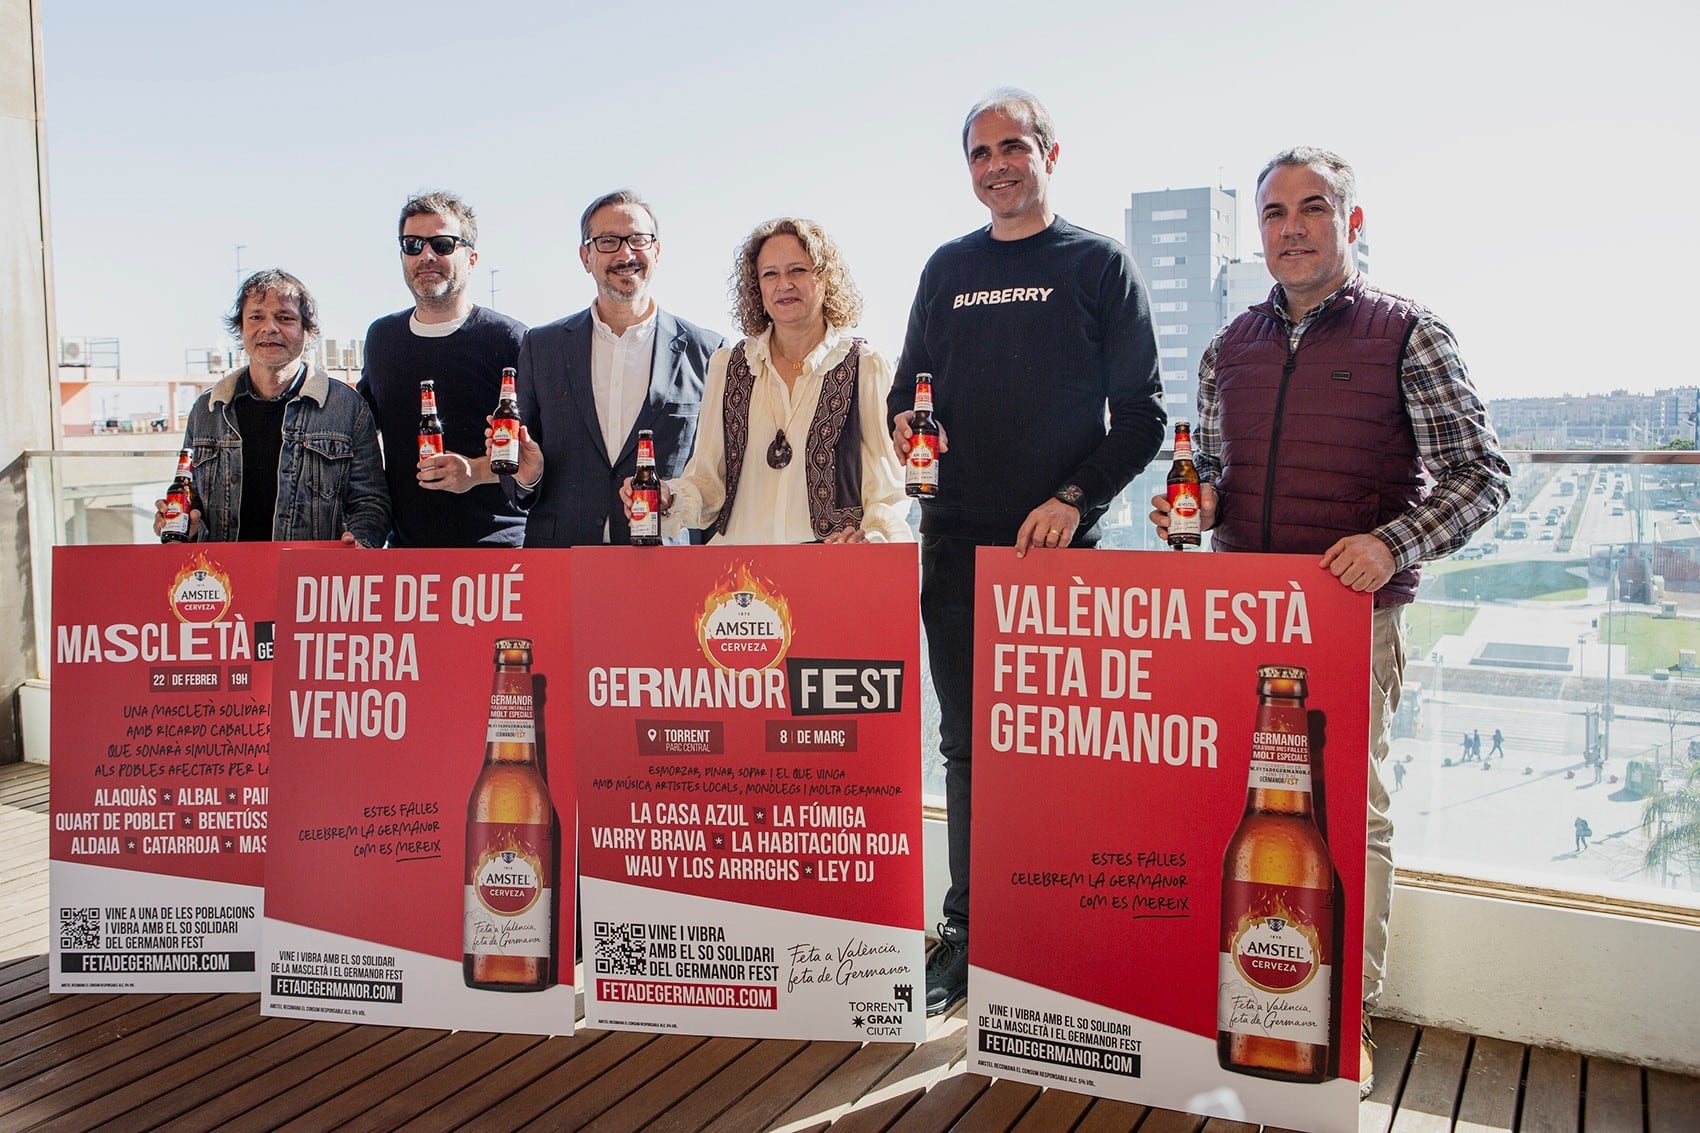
[498,189,724,546]
[357,191,528,546]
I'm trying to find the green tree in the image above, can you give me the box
[1642,762,1700,886]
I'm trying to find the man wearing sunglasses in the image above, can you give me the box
[357,191,528,546]
[497,189,724,547]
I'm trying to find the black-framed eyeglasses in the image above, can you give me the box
[400,234,474,256]
[583,232,658,253]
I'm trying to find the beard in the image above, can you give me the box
[409,269,464,305]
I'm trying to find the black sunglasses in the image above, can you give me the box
[400,234,474,256]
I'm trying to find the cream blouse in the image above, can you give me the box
[664,327,913,545]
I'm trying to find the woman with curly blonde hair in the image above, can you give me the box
[625,217,910,544]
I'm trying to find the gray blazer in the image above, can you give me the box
[511,307,724,547]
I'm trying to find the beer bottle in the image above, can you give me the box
[1218,664,1335,1082]
[1166,420,1202,549]
[630,429,662,546]
[489,367,522,476]
[464,638,554,992]
[905,373,940,498]
[418,380,444,460]
[159,448,196,544]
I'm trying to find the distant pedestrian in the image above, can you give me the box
[1574,816,1592,851]
[1472,729,1482,762]
[1593,758,1603,785]
[1459,734,1472,762]
[1393,762,1407,791]
[1489,728,1504,758]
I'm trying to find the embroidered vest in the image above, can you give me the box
[721,339,865,539]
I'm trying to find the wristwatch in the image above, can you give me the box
[1053,484,1085,510]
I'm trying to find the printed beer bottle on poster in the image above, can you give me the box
[489,367,522,476]
[159,448,196,543]
[1166,420,1202,549]
[905,373,940,498]
[464,638,554,991]
[1218,664,1335,1081]
[418,380,444,459]
[629,429,662,546]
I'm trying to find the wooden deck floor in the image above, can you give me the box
[3,762,1696,1132]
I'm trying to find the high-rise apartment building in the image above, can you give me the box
[1125,187,1237,415]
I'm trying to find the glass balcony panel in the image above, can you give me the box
[29,450,1700,910]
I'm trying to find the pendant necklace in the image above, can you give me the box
[765,340,816,470]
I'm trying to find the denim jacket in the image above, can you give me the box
[185,365,391,546]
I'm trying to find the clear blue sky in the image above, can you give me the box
[43,0,1699,400]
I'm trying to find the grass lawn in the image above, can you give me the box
[1406,602,1477,660]
[1423,558,1589,602]
[1598,612,1700,676]
[1413,558,1699,677]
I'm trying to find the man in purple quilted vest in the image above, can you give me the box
[1152,146,1509,1095]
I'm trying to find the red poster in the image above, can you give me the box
[261,549,576,1034]
[574,545,926,1041]
[49,543,302,992]
[968,549,1369,1133]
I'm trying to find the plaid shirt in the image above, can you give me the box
[1196,275,1510,571]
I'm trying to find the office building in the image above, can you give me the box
[1125,186,1238,416]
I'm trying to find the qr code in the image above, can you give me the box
[592,921,648,976]
[59,907,101,949]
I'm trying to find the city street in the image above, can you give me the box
[1389,583,1698,900]
[1387,686,1691,894]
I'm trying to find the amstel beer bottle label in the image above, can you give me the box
[464,821,551,959]
[485,692,536,743]
[1248,703,1311,792]
[906,439,938,486]
[490,421,519,465]
[1167,484,1201,538]
[1218,880,1332,1041]
[161,496,190,536]
[631,489,660,537]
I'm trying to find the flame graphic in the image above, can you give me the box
[695,560,794,671]
[477,826,545,870]
[167,552,233,624]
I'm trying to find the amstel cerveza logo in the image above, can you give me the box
[696,561,794,671]
[1228,893,1322,995]
[168,553,233,624]
[474,835,546,917]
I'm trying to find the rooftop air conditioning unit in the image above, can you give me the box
[60,339,86,365]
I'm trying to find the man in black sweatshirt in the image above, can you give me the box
[888,88,1166,1015]
[359,191,528,547]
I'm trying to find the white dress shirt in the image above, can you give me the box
[589,302,658,460]
[665,326,912,545]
